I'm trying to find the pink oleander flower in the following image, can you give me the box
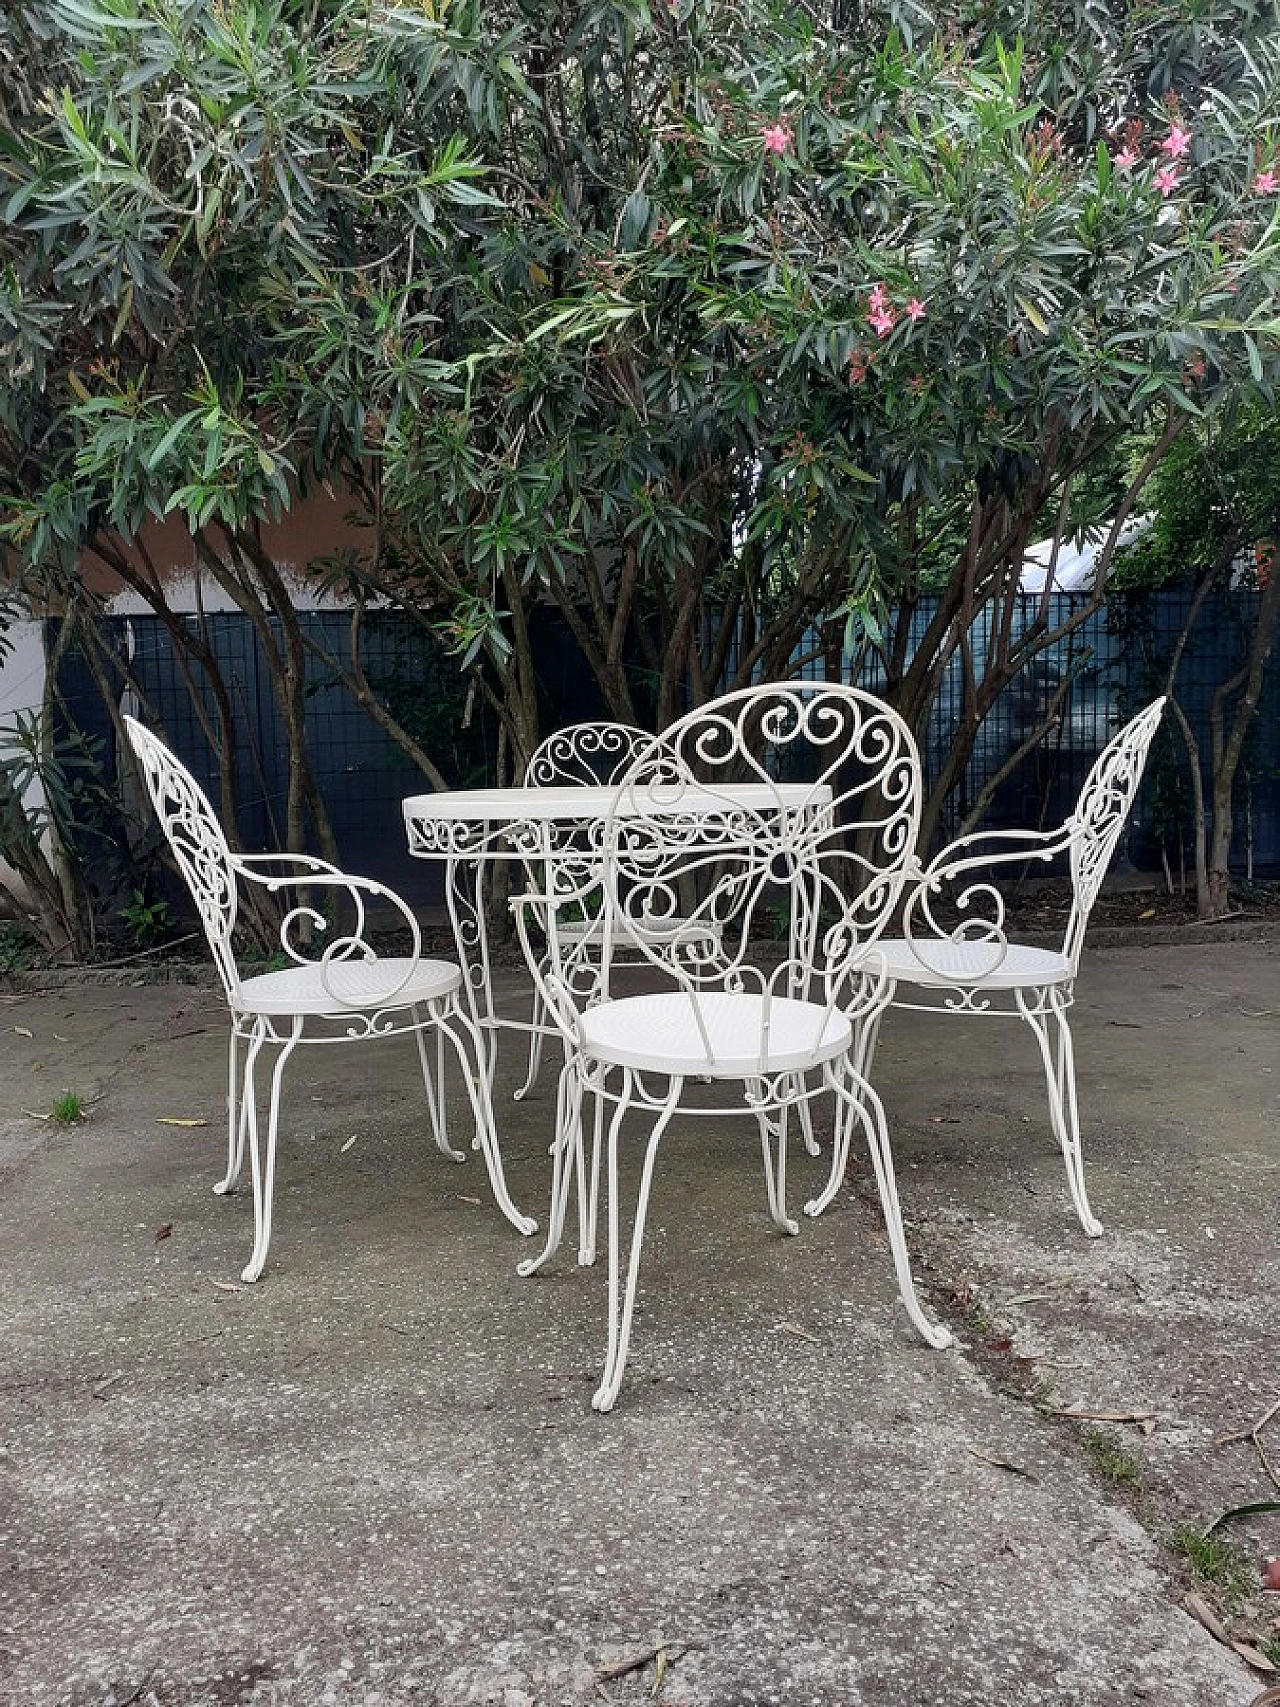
[1155,165,1181,197]
[1162,123,1192,159]
[1254,169,1279,194]
[761,122,793,156]
[867,304,897,338]
[905,297,927,322]
[868,281,889,311]
[1113,146,1140,171]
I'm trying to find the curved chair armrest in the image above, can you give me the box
[234,851,355,874]
[901,823,1074,985]
[234,860,424,1010]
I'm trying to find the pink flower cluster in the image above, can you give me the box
[760,122,793,157]
[864,282,926,339]
[1255,168,1279,195]
[1111,122,1193,196]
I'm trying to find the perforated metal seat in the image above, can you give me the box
[579,990,853,1076]
[873,939,1071,990]
[236,957,462,1018]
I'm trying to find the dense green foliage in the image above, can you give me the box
[3,0,1280,855]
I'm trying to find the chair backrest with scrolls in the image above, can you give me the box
[524,722,654,790]
[1065,696,1166,969]
[597,684,921,1051]
[124,716,241,1002]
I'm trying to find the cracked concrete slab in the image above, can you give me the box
[0,937,1277,1706]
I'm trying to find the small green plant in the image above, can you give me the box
[0,924,37,973]
[119,888,172,950]
[1263,1633,1280,1671]
[49,1090,86,1125]
[1171,1525,1254,1606]
[1084,1430,1144,1490]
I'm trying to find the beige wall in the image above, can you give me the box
[86,489,372,613]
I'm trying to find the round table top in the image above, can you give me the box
[402,780,832,828]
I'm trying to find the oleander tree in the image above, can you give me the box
[3,0,1280,911]
[371,0,1280,846]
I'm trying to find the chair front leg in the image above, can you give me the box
[215,1028,248,1196]
[436,1002,537,1238]
[593,1072,683,1414]
[1017,987,1103,1238]
[805,1005,886,1219]
[750,1078,800,1238]
[578,1078,605,1266]
[517,1059,582,1278]
[514,971,550,1104]
[828,1061,953,1351]
[240,1016,304,1284]
[797,1082,821,1159]
[411,1004,466,1164]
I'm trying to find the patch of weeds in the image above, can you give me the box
[243,948,290,973]
[1263,1633,1280,1670]
[1084,1429,1144,1491]
[119,888,173,950]
[1171,1524,1254,1607]
[49,1090,86,1126]
[970,1307,994,1336]
[0,924,38,974]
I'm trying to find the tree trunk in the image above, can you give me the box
[1201,566,1280,916]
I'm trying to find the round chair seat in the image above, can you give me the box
[579,989,852,1076]
[235,956,462,1017]
[874,937,1072,991]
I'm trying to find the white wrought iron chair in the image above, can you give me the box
[807,697,1167,1238]
[510,683,953,1413]
[124,716,535,1283]
[516,721,723,1103]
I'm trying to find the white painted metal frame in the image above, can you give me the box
[518,722,725,1101]
[509,683,954,1412]
[125,717,535,1282]
[811,698,1167,1238]
[401,782,807,1096]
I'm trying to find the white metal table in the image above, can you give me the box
[402,782,832,1087]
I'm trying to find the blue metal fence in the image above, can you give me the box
[55,590,1280,894]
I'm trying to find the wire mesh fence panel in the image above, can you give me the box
[49,591,1280,911]
[790,589,1278,875]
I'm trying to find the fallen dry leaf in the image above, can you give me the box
[340,1135,357,1154]
[13,1025,33,1038]
[1043,1405,1159,1426]
[968,1445,1040,1484]
[210,1280,243,1294]
[1185,1592,1230,1644]
[1231,1642,1276,1674]
[154,1223,172,1242]
[1265,1558,1280,1592]
[156,1117,208,1128]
